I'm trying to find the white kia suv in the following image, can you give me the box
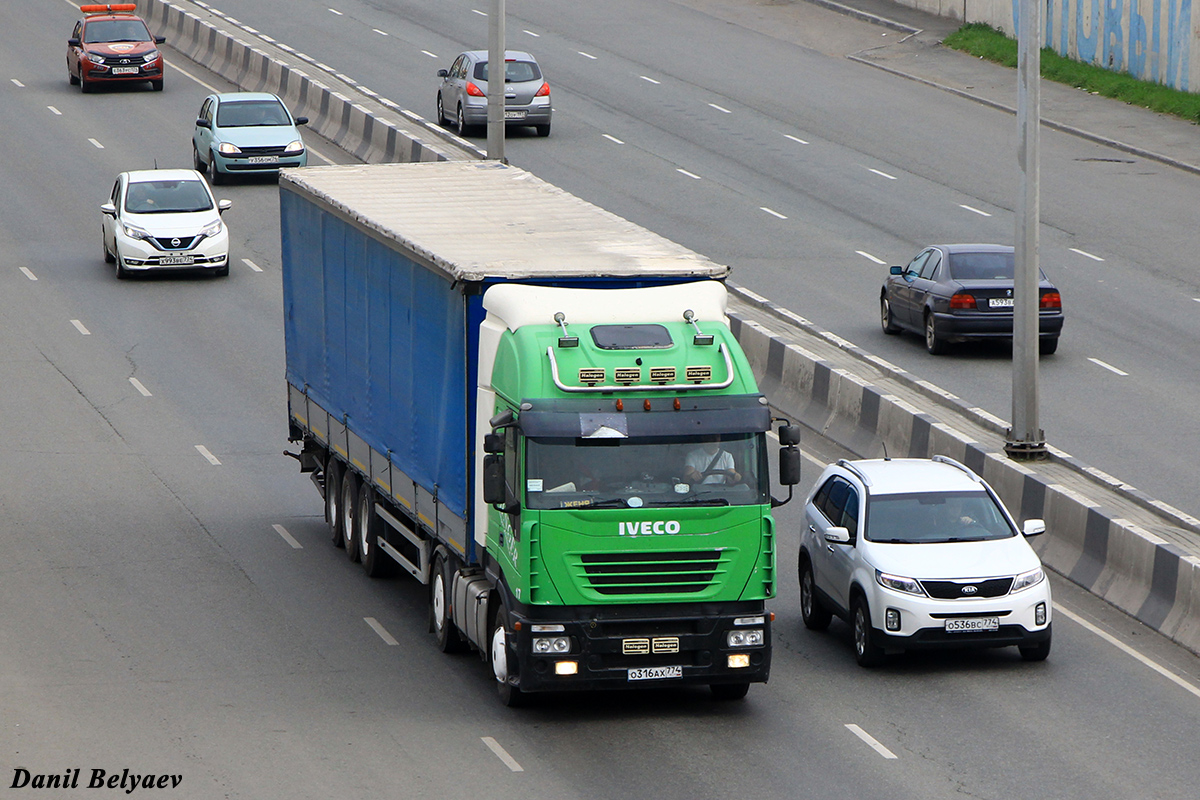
[798,456,1051,666]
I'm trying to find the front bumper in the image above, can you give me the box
[869,581,1052,651]
[115,229,229,272]
[212,151,307,174]
[82,59,163,83]
[507,601,771,692]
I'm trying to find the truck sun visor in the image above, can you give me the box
[518,395,770,438]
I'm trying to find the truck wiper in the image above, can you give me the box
[658,496,730,507]
[581,498,630,509]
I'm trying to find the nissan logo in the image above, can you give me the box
[171,238,181,247]
[961,585,979,595]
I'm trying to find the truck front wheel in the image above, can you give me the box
[325,458,344,548]
[490,602,526,707]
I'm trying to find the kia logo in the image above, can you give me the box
[171,238,181,247]
[961,585,979,595]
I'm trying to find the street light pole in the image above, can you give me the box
[1007,0,1045,459]
[487,0,505,162]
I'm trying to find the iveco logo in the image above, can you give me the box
[618,520,681,537]
[961,585,979,595]
[170,238,181,247]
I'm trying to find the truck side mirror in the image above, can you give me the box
[777,424,800,446]
[779,446,801,486]
[483,454,506,505]
[483,433,505,454]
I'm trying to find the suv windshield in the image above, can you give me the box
[124,180,213,214]
[866,490,1014,543]
[525,432,767,510]
[84,20,151,43]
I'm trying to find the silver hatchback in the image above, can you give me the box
[437,50,552,137]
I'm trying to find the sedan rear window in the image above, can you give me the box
[217,100,290,127]
[948,252,1014,281]
[84,20,152,43]
[124,180,213,214]
[474,60,542,83]
[866,490,1013,543]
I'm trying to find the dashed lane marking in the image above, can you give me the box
[272,524,303,549]
[1070,247,1105,261]
[1088,357,1128,376]
[20,267,36,280]
[602,134,624,145]
[365,617,399,645]
[845,724,898,759]
[195,445,221,465]
[868,168,896,180]
[959,204,991,216]
[481,737,524,772]
[129,377,152,397]
[242,258,263,272]
[760,207,787,220]
[71,319,90,335]
[857,251,886,265]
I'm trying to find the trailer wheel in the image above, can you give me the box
[340,470,361,563]
[358,484,392,578]
[430,553,467,653]
[490,601,526,707]
[325,458,344,548]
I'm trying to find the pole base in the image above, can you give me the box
[1005,429,1047,460]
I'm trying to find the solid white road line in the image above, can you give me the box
[676,168,701,180]
[1069,247,1105,261]
[1088,357,1129,376]
[857,251,886,265]
[272,524,303,549]
[1055,604,1200,701]
[20,267,36,280]
[48,106,62,116]
[959,204,991,216]
[602,134,624,145]
[88,138,104,149]
[709,103,731,113]
[760,207,787,220]
[481,737,524,772]
[365,617,399,645]
[242,258,263,272]
[11,79,24,87]
[845,724,898,759]
[71,319,90,335]
[579,51,597,59]
[166,59,220,93]
[868,168,896,180]
[523,30,540,37]
[783,134,809,144]
[640,76,661,84]
[195,445,221,465]
[128,377,152,397]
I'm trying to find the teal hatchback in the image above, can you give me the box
[192,92,308,184]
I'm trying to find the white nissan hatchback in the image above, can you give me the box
[798,456,1051,666]
[101,169,231,278]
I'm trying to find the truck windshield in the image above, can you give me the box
[525,433,768,510]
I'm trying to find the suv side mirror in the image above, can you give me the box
[100,202,116,217]
[824,526,851,544]
[154,35,166,45]
[68,37,81,47]
[1022,519,1046,537]
[482,454,506,505]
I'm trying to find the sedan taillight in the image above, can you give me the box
[466,81,485,97]
[949,293,976,309]
[535,81,550,97]
[1040,291,1062,309]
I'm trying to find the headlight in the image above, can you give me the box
[199,219,223,238]
[120,223,152,241]
[726,629,764,648]
[284,139,305,154]
[1011,567,1045,593]
[86,53,106,66]
[532,637,570,654]
[876,570,925,596]
[142,49,160,62]
[217,142,242,155]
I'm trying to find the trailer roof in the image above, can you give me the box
[279,161,730,282]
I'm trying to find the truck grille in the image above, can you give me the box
[920,577,1014,599]
[579,550,724,595]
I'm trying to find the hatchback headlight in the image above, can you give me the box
[217,142,242,155]
[121,222,152,241]
[876,570,925,596]
[142,50,160,62]
[199,219,223,238]
[284,139,304,154]
[1011,567,1045,593]
[86,53,106,66]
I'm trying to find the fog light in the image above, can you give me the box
[555,660,578,676]
[885,608,901,632]
[533,636,570,654]
[726,629,764,648]
[1035,602,1047,626]
[728,654,751,669]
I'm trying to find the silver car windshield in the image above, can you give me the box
[124,180,213,214]
[866,490,1015,543]
[525,433,767,510]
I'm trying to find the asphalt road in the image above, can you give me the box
[187,0,1200,527]
[2,2,1200,799]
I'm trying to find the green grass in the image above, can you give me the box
[943,23,1200,124]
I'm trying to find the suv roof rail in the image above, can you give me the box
[931,454,982,483]
[836,459,872,487]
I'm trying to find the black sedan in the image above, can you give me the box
[880,244,1063,355]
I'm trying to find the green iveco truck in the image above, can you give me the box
[280,161,799,705]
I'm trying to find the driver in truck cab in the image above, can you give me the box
[684,435,741,485]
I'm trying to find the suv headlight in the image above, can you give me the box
[1011,567,1045,593]
[217,142,242,155]
[876,570,925,596]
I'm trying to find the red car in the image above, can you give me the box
[67,4,166,93]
